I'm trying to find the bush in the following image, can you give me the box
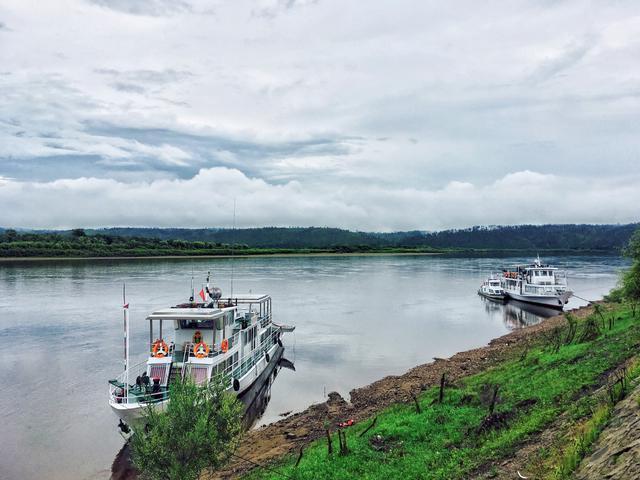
[131,375,243,480]
[611,228,640,302]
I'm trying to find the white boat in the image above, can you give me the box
[500,256,572,309]
[108,279,291,433]
[478,275,506,301]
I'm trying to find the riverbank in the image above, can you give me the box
[206,301,639,479]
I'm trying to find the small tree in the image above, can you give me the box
[610,228,640,302]
[131,375,243,480]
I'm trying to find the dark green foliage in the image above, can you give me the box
[609,227,640,302]
[593,304,607,329]
[401,223,638,252]
[1,223,637,257]
[578,315,601,343]
[564,313,578,344]
[131,376,242,480]
[620,230,640,300]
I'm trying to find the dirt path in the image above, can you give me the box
[209,304,596,479]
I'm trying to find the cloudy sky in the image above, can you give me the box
[0,0,639,231]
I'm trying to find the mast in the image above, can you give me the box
[230,198,236,300]
[123,283,130,401]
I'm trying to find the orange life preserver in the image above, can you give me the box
[193,341,210,358]
[152,339,169,358]
[221,338,229,353]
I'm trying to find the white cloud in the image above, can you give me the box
[1,169,638,231]
[0,1,639,229]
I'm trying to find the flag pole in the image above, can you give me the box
[123,283,130,402]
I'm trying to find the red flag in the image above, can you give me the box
[198,289,206,302]
[123,303,129,309]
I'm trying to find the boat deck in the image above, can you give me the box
[108,380,169,404]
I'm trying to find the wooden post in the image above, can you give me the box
[489,385,500,415]
[438,373,446,404]
[338,430,349,455]
[359,417,378,437]
[326,429,333,455]
[411,393,422,413]
[295,446,304,467]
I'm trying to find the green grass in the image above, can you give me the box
[244,306,640,480]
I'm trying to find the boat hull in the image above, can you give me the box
[505,291,571,309]
[478,290,506,302]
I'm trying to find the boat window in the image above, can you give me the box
[179,319,214,329]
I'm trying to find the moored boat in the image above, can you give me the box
[108,276,292,433]
[478,275,506,301]
[500,256,572,309]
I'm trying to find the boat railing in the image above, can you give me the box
[259,313,272,329]
[108,361,168,405]
[232,329,279,379]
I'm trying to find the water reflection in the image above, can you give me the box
[240,346,295,429]
[479,295,561,330]
[503,300,560,329]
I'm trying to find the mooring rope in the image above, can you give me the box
[572,293,593,304]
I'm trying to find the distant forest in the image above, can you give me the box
[89,223,639,251]
[0,224,637,258]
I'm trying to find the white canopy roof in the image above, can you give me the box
[224,293,270,303]
[146,308,224,321]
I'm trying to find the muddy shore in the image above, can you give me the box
[202,304,597,479]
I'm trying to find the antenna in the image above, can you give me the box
[230,198,236,299]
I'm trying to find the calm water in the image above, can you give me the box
[0,255,627,480]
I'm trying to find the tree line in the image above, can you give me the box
[0,223,637,257]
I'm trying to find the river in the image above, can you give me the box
[0,254,627,479]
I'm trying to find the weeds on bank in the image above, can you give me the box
[552,357,640,479]
[245,305,640,480]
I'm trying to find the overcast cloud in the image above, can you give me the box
[0,0,639,230]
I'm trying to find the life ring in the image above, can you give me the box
[193,342,210,358]
[152,339,169,358]
[233,378,240,391]
[221,338,229,353]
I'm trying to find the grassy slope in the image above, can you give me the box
[245,305,639,480]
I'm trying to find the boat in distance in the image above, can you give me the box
[108,276,294,432]
[478,275,506,301]
[499,256,572,309]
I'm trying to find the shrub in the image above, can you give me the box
[131,375,243,480]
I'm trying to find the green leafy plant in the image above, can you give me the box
[131,375,243,480]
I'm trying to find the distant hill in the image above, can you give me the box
[88,223,639,252]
